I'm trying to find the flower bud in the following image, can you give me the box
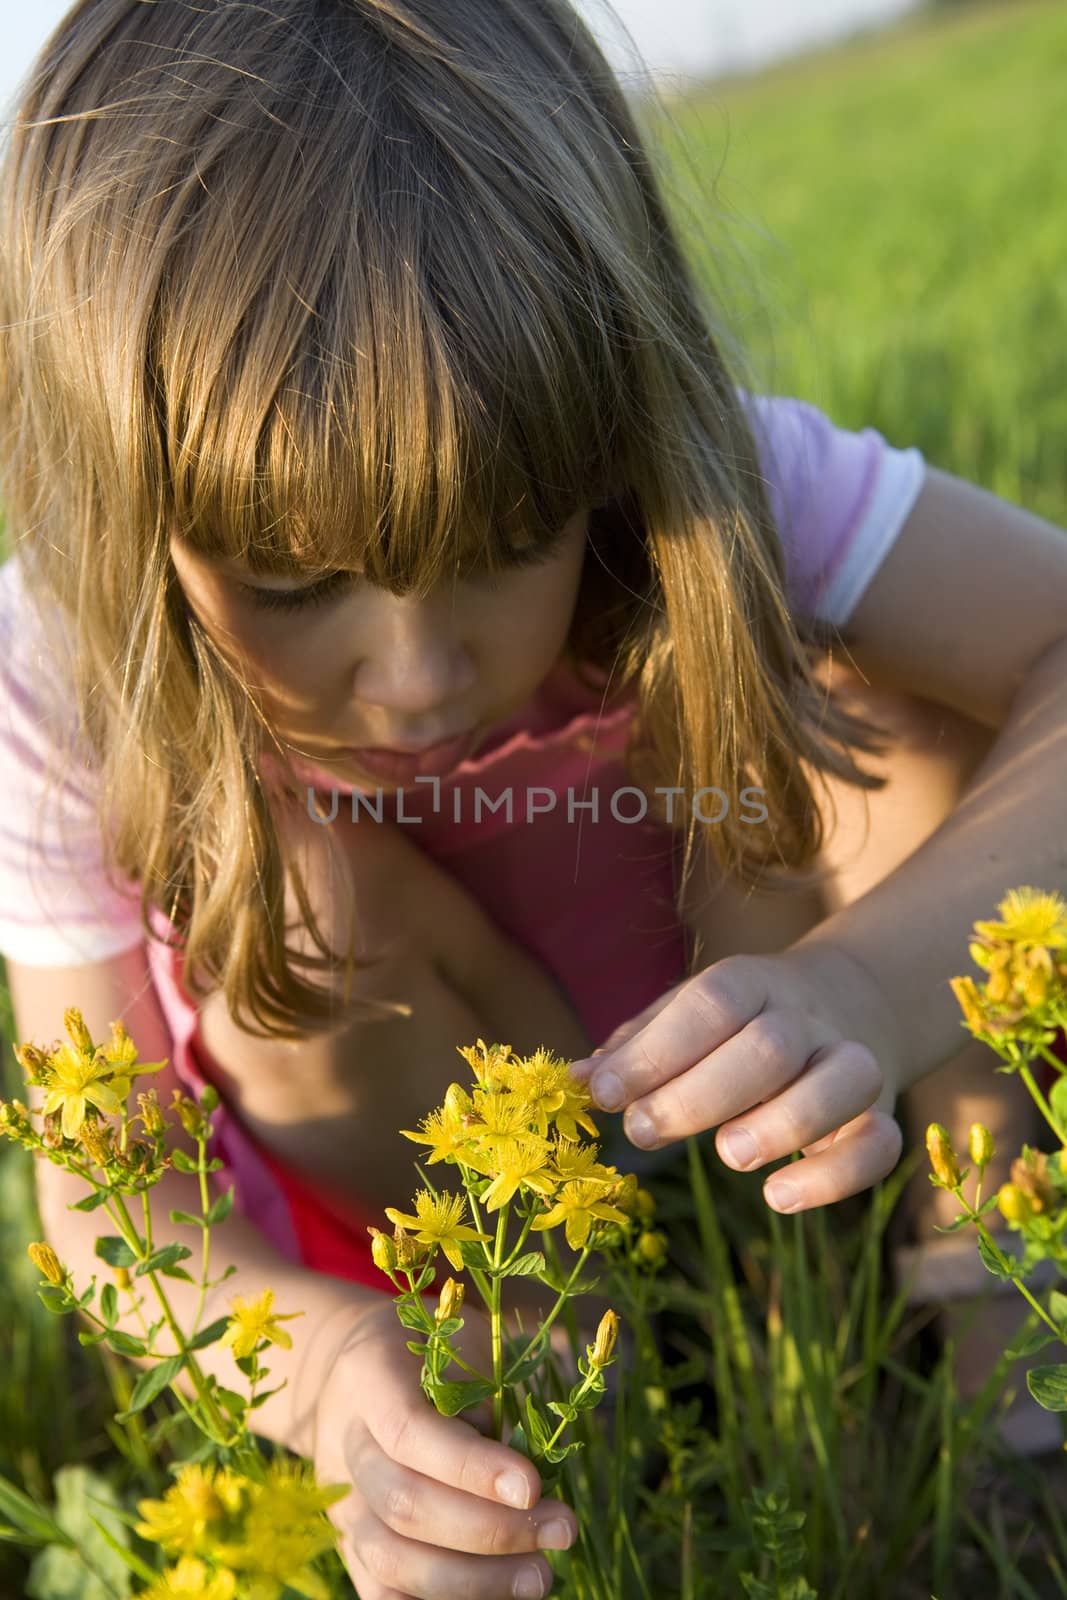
[13,1041,48,1079]
[1010,1149,1055,1213]
[949,976,988,1034]
[635,1230,668,1268]
[27,1241,65,1286]
[367,1228,398,1274]
[392,1227,428,1271]
[589,1309,619,1369]
[925,1123,961,1189]
[136,1091,166,1137]
[113,1266,132,1291]
[435,1278,466,1324]
[997,1182,1034,1223]
[634,1188,657,1222]
[199,1084,220,1114]
[987,968,1012,1005]
[63,1007,94,1054]
[170,1091,206,1140]
[79,1119,114,1167]
[967,1123,995,1170]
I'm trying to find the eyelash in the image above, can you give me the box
[239,534,566,613]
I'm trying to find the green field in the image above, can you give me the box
[3,3,1067,1594]
[652,0,1067,520]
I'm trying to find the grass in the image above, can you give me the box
[4,1,1067,1593]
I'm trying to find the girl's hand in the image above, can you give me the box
[569,949,905,1213]
[312,1297,574,1600]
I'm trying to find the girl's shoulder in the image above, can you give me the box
[738,390,927,629]
[0,553,145,968]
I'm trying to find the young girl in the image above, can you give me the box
[2,1,1066,1594]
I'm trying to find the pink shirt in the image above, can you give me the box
[0,395,925,1257]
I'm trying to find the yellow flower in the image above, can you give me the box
[399,1100,475,1166]
[436,1277,466,1324]
[39,1042,125,1141]
[507,1047,571,1137]
[213,1459,348,1591]
[384,1190,492,1273]
[588,1308,619,1368]
[464,1089,550,1169]
[27,1241,65,1286]
[139,1558,237,1600]
[925,1123,962,1189]
[455,1038,518,1091]
[135,1464,246,1557]
[463,1134,560,1212]
[551,1134,619,1192]
[997,1182,1035,1224]
[529,1178,632,1251]
[553,1076,602,1145]
[949,975,990,1034]
[219,1288,305,1360]
[974,887,1067,950]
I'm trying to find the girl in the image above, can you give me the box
[2,2,1066,1596]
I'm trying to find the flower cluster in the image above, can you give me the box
[134,1459,348,1600]
[950,886,1067,1048]
[376,1039,666,1268]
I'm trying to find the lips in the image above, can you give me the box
[342,728,479,785]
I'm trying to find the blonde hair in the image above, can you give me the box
[0,0,891,1038]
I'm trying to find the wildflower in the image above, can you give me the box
[367,1227,398,1274]
[0,1101,36,1149]
[463,1133,560,1212]
[384,1190,492,1274]
[139,1557,237,1600]
[973,887,1067,949]
[1010,1148,1056,1213]
[137,1089,166,1137]
[950,975,990,1035]
[550,1134,619,1192]
[635,1230,669,1268]
[455,1038,518,1092]
[463,1088,551,1169]
[997,1182,1035,1223]
[968,1123,995,1170]
[37,1042,125,1141]
[26,1241,65,1286]
[925,1123,962,1189]
[13,1041,49,1079]
[588,1309,619,1368]
[219,1288,305,1360]
[506,1046,571,1137]
[215,1458,349,1590]
[135,1463,245,1557]
[392,1225,431,1271]
[529,1177,632,1251]
[78,1117,115,1168]
[436,1277,466,1324]
[63,1006,94,1054]
[399,1100,476,1166]
[170,1090,207,1141]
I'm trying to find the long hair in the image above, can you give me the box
[0,0,892,1038]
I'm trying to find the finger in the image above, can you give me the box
[573,958,777,1110]
[366,1394,547,1517]
[760,1108,904,1212]
[712,1039,883,1173]
[353,1435,577,1559]
[339,1533,407,1600]
[620,1002,835,1151]
[346,1499,556,1600]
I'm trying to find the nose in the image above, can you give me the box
[350,591,477,721]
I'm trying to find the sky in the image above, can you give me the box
[3,0,923,124]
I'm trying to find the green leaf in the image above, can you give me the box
[214,1386,249,1419]
[207,1186,235,1226]
[35,1287,71,1315]
[428,1378,497,1417]
[977,1231,1018,1281]
[114,1354,185,1420]
[1050,1074,1067,1131]
[524,1393,551,1452]
[99,1284,117,1328]
[542,1440,584,1466]
[69,1189,109,1213]
[396,1300,434,1333]
[249,1383,287,1409]
[1005,1324,1059,1361]
[170,1149,198,1173]
[134,1242,193,1278]
[25,1465,133,1600]
[187,1315,232,1352]
[1027,1363,1067,1412]
[157,1265,195,1283]
[168,1209,203,1227]
[1049,1290,1067,1333]
[102,1329,148,1358]
[93,1237,137,1270]
[545,1400,579,1424]
[933,1214,974,1234]
[406,1340,430,1356]
[497,1251,546,1279]
[76,1329,109,1348]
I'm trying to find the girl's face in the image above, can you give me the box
[167,510,589,784]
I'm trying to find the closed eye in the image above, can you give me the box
[236,570,357,613]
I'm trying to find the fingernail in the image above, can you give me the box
[514,1565,549,1599]
[536,1517,574,1550]
[719,1127,757,1169]
[590,1069,625,1110]
[626,1107,658,1147]
[765,1179,799,1212]
[496,1470,532,1509]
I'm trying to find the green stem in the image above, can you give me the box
[502,1244,594,1387]
[490,1203,509,1440]
[543,1360,602,1453]
[1019,1061,1066,1146]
